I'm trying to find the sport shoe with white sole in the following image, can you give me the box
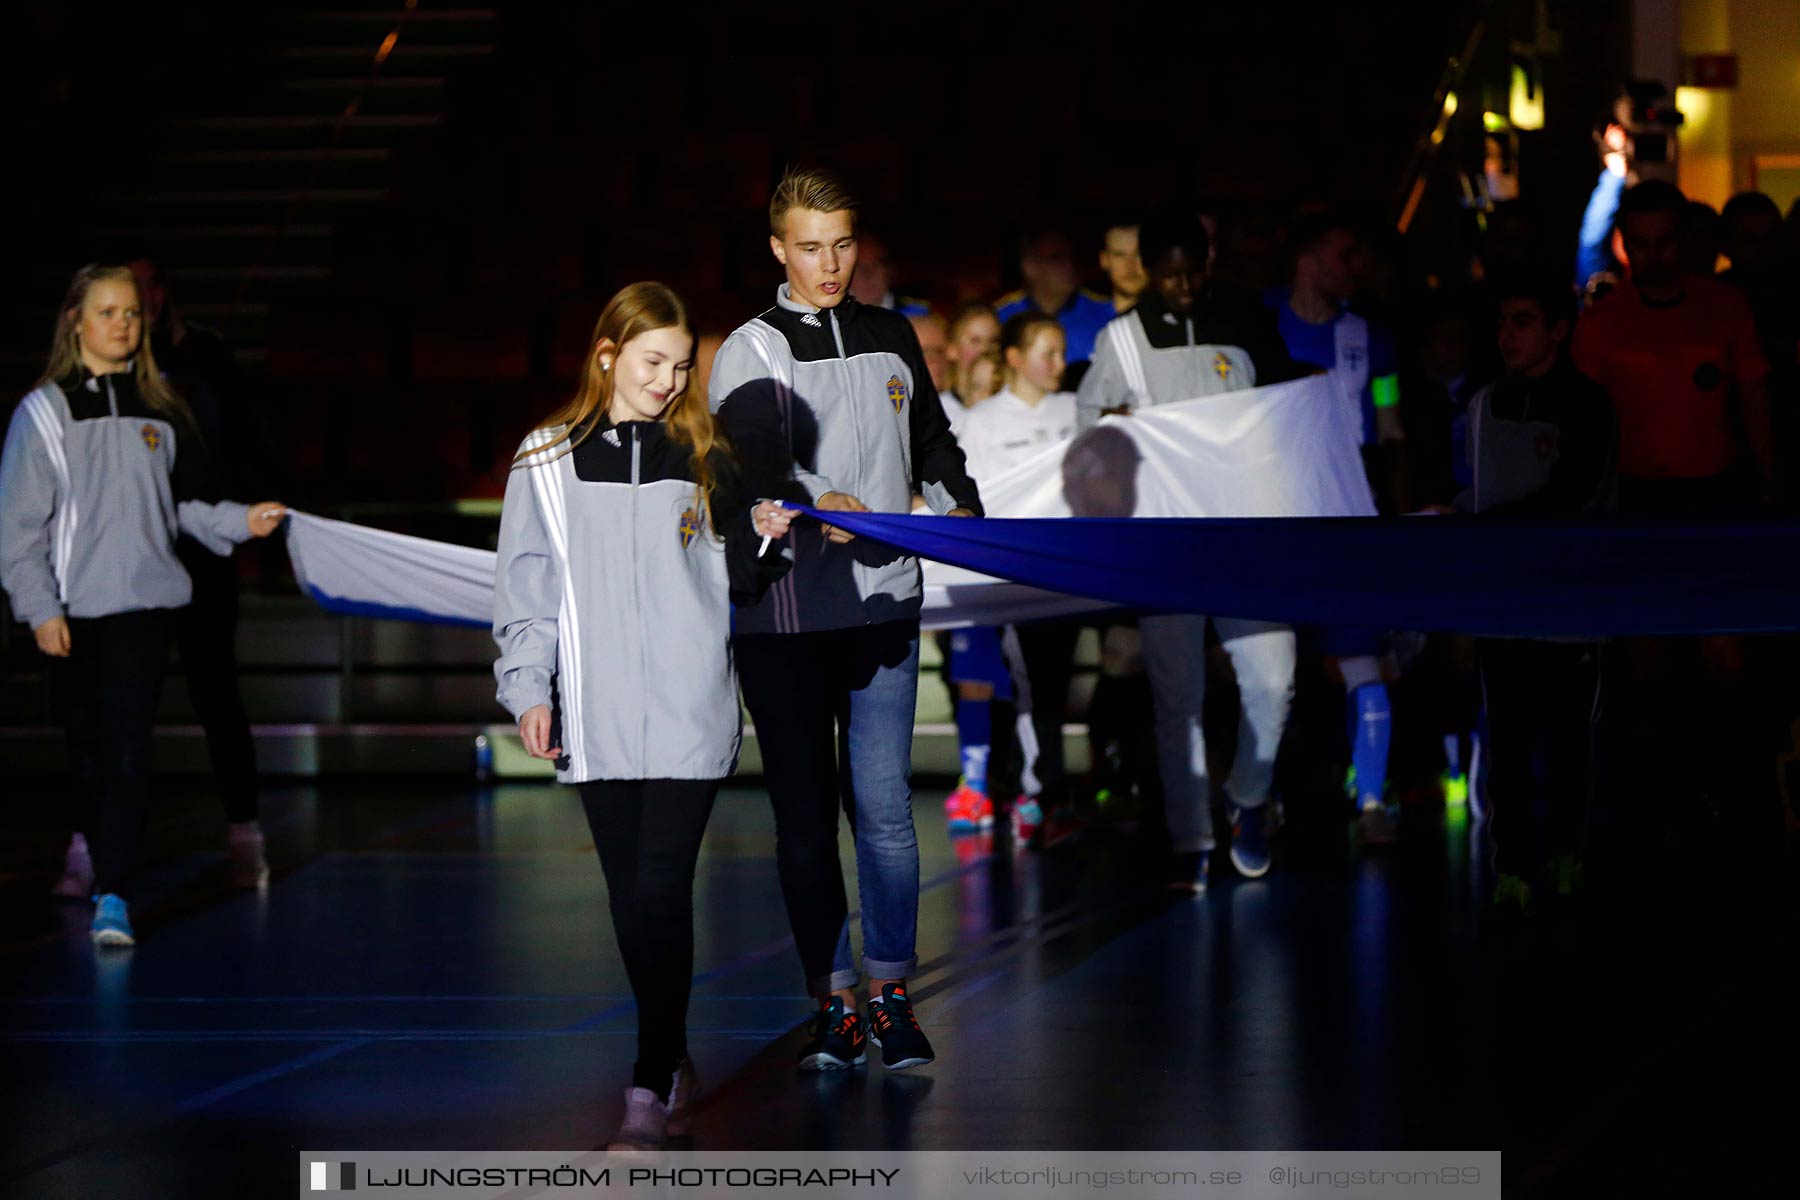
[90,893,135,948]
[796,995,866,1071]
[608,1086,670,1151]
[1228,804,1272,878]
[866,983,934,1070]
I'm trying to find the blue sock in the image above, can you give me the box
[955,698,991,794]
[1350,683,1392,808]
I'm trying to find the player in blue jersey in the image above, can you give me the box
[1272,212,1406,845]
[995,225,1117,390]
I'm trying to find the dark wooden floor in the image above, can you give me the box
[2,778,1794,1198]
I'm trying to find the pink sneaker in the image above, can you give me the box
[50,833,93,900]
[1010,797,1043,846]
[944,783,993,833]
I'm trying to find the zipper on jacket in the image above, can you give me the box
[829,308,860,505]
[629,425,650,770]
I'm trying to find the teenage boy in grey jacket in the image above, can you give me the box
[709,167,982,1072]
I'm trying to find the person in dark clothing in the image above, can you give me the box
[1717,193,1800,500]
[1398,303,1487,808]
[126,257,270,887]
[1450,276,1617,914]
[1575,182,1778,853]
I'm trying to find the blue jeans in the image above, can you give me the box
[736,621,922,994]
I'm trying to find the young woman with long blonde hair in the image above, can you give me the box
[492,281,793,1150]
[0,264,286,948]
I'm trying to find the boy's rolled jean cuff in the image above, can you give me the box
[863,954,918,982]
[1172,836,1217,855]
[810,967,862,995]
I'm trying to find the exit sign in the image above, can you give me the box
[1684,53,1739,89]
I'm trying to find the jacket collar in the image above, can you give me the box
[1131,289,1189,330]
[775,283,858,323]
[589,410,667,449]
[59,360,136,393]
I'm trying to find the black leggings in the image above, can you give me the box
[175,543,259,823]
[57,608,176,900]
[1477,639,1600,878]
[579,778,720,1099]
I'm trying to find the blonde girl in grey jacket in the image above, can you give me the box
[493,282,793,1150]
[0,264,286,949]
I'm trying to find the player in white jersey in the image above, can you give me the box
[959,312,1083,846]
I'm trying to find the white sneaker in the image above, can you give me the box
[608,1086,669,1152]
[227,822,270,889]
[51,833,93,899]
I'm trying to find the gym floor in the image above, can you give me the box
[2,779,1793,1198]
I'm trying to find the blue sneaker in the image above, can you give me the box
[1228,804,1271,879]
[90,893,135,948]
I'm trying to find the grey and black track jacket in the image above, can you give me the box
[493,416,789,783]
[1076,287,1298,430]
[0,369,251,630]
[708,285,983,635]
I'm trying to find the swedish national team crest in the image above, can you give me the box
[677,506,700,549]
[1213,352,1233,383]
[886,375,907,413]
[140,423,162,451]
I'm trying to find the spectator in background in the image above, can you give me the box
[1576,124,1630,293]
[125,256,270,888]
[849,231,930,316]
[1400,305,1480,509]
[1574,181,1775,512]
[1719,192,1800,496]
[960,352,1002,409]
[940,302,1001,433]
[908,312,951,393]
[1272,212,1405,845]
[1398,301,1485,807]
[996,226,1116,389]
[1097,217,1147,315]
[1453,275,1617,914]
[1572,179,1777,849]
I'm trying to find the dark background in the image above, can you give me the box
[0,0,1631,502]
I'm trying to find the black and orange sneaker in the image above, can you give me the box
[865,983,935,1070]
[796,996,866,1072]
